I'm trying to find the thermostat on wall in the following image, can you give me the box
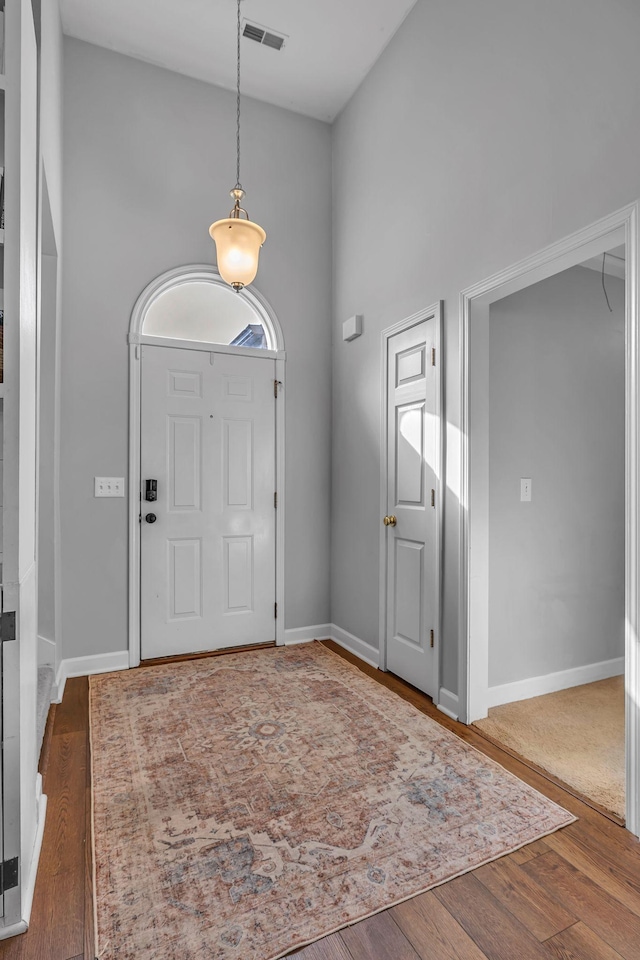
[343,314,362,342]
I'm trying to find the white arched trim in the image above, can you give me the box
[128,263,285,353]
[128,265,286,667]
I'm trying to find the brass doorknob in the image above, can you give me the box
[383,515,397,527]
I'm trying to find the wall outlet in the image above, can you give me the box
[95,477,125,498]
[520,478,532,502]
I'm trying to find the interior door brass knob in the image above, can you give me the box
[383,515,397,527]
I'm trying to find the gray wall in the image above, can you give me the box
[488,266,625,687]
[61,39,332,660]
[331,0,640,695]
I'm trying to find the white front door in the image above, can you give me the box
[385,318,439,696]
[140,345,276,659]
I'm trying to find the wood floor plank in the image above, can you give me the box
[474,856,575,940]
[391,890,490,960]
[548,820,640,890]
[551,805,640,857]
[544,829,640,918]
[287,933,355,959]
[84,789,95,960]
[433,873,555,960]
[24,731,86,960]
[0,688,88,960]
[52,677,88,736]
[544,921,625,960]
[524,852,640,959]
[84,682,95,960]
[38,702,57,780]
[509,840,552,865]
[340,912,421,960]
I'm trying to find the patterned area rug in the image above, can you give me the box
[90,643,575,960]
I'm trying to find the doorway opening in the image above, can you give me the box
[474,249,625,823]
[460,202,640,835]
[128,265,286,666]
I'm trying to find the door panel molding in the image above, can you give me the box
[128,266,286,667]
[459,201,640,837]
[379,303,444,701]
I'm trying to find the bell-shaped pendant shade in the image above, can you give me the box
[209,217,266,290]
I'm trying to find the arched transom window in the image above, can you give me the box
[142,276,275,350]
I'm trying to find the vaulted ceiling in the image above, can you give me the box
[60,0,420,122]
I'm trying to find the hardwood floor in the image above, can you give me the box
[3,639,640,960]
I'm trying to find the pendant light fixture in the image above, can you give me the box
[209,0,266,291]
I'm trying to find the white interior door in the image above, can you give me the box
[385,319,439,696]
[140,345,276,659]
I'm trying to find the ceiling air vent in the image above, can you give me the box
[242,20,287,52]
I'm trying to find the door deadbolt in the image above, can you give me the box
[145,479,158,502]
[145,513,157,524]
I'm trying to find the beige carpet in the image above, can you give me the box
[90,643,574,960]
[474,676,624,820]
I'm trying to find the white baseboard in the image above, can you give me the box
[0,918,27,940]
[0,776,49,939]
[437,687,459,720]
[487,656,625,709]
[283,624,332,645]
[329,624,380,668]
[282,623,380,669]
[22,776,47,928]
[55,649,130,703]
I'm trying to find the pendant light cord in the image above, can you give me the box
[235,0,242,191]
[602,252,613,313]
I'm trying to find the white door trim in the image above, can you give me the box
[379,303,444,699]
[459,201,640,836]
[128,265,286,667]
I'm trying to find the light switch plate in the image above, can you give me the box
[520,478,532,502]
[95,477,125,498]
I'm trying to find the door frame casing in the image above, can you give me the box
[459,202,640,836]
[128,264,286,667]
[378,302,444,702]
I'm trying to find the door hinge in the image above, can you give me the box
[0,857,19,895]
[1,611,16,643]
[274,491,278,509]
[430,629,435,649]
[274,379,281,398]
[274,602,278,619]
[431,488,435,508]
[431,347,436,366]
